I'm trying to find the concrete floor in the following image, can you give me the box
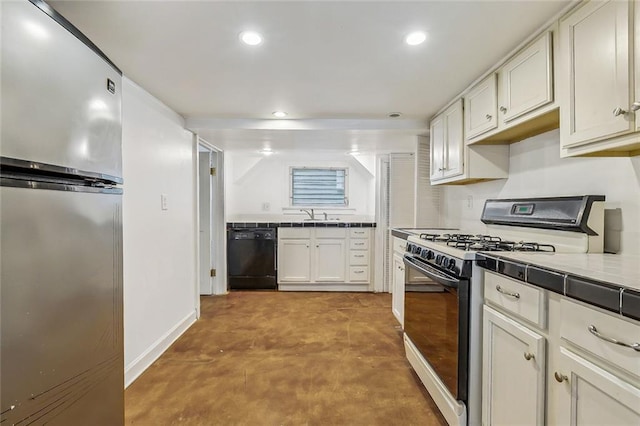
[125,291,447,425]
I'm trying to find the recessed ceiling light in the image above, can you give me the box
[272,111,287,118]
[405,31,427,46]
[260,148,274,155]
[239,31,263,46]
[388,112,402,118]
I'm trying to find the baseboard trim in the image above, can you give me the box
[278,283,369,292]
[124,311,197,388]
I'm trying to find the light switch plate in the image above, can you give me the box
[262,202,271,211]
[161,193,168,210]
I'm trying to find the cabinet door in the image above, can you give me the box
[465,73,498,139]
[444,99,464,178]
[482,306,545,426]
[430,113,445,180]
[392,254,405,327]
[553,347,640,425]
[499,32,553,123]
[560,0,633,148]
[277,239,311,282]
[314,239,346,282]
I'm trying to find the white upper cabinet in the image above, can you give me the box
[430,98,508,185]
[465,31,556,145]
[465,74,498,139]
[430,115,445,181]
[431,99,464,182]
[499,31,553,123]
[444,100,464,178]
[559,0,633,149]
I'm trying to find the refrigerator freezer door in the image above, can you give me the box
[0,184,124,424]
[1,1,122,180]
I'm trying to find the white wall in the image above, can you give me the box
[225,151,378,222]
[441,129,640,254]
[122,78,198,386]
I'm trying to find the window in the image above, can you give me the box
[290,167,348,206]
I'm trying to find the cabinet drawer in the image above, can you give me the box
[315,228,347,239]
[393,237,407,255]
[349,266,369,282]
[349,228,370,239]
[484,272,546,328]
[560,298,640,380]
[349,251,369,265]
[349,239,369,250]
[278,228,312,239]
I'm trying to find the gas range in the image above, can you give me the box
[404,195,606,278]
[405,232,558,278]
[402,195,606,426]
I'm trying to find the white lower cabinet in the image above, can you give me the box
[313,239,345,282]
[484,270,640,426]
[392,253,405,327]
[553,347,640,425]
[482,306,546,426]
[278,227,372,290]
[278,238,311,282]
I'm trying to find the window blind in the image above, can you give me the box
[290,168,347,206]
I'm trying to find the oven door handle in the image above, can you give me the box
[403,255,459,289]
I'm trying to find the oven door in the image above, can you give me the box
[403,255,469,402]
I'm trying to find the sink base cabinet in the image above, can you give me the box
[278,228,372,291]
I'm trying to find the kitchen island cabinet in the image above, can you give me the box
[278,227,372,291]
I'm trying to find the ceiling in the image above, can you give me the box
[49,0,571,151]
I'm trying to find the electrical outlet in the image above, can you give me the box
[467,195,473,210]
[262,202,271,212]
[161,193,168,210]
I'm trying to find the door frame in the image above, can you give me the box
[194,136,226,313]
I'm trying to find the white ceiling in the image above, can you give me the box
[49,0,571,151]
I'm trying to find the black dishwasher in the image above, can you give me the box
[227,228,277,290]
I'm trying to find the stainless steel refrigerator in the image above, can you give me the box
[1,1,124,423]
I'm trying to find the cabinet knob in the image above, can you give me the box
[554,372,568,383]
[613,107,627,117]
[316,245,319,248]
[523,352,535,361]
[499,106,507,113]
[485,114,492,120]
[631,101,640,112]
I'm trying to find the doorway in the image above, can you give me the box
[197,138,225,298]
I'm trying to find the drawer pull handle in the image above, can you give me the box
[588,325,640,352]
[354,270,364,274]
[554,372,568,383]
[523,352,535,361]
[496,285,520,299]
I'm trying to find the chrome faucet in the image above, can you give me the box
[300,208,315,220]
[322,212,328,220]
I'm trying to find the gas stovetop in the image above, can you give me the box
[418,233,557,253]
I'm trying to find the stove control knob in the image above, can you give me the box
[406,243,413,253]
[448,258,456,270]
[413,246,422,255]
[435,255,443,265]
[441,256,448,266]
[419,249,428,259]
[426,250,434,260]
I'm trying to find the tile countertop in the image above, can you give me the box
[484,252,640,293]
[391,227,457,240]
